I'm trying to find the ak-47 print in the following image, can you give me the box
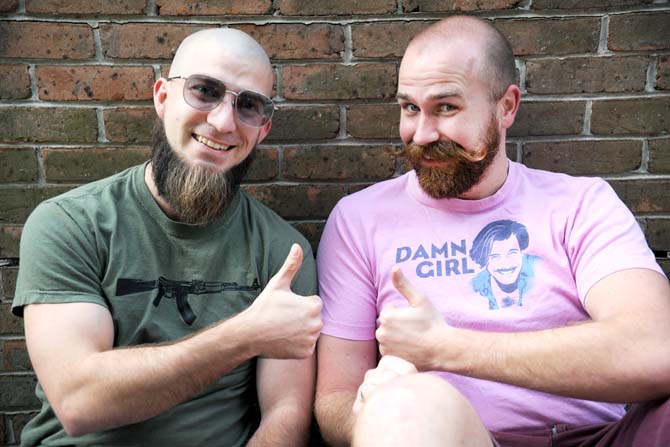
[395,219,539,310]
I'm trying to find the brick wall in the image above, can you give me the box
[0,0,669,444]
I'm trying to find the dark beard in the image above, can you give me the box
[396,117,500,199]
[150,120,254,225]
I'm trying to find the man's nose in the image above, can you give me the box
[411,113,440,146]
[206,92,238,133]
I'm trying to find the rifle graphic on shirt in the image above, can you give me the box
[115,277,261,325]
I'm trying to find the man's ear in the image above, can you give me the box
[153,78,168,119]
[498,84,521,130]
[256,119,273,144]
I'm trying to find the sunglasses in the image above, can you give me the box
[167,74,277,127]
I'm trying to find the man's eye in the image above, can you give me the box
[439,103,456,112]
[190,83,221,99]
[402,103,420,113]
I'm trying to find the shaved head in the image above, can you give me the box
[169,28,273,95]
[405,16,515,101]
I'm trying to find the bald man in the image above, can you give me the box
[315,16,670,447]
[13,28,322,447]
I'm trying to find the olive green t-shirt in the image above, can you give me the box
[12,163,317,447]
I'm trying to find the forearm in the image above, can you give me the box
[314,390,357,447]
[247,405,311,447]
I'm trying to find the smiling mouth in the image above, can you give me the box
[194,134,232,151]
[495,268,518,276]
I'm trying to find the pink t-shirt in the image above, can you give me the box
[317,161,664,432]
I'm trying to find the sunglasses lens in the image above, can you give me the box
[184,76,224,111]
[236,91,273,127]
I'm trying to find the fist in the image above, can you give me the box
[353,355,418,415]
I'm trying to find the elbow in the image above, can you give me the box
[54,396,98,437]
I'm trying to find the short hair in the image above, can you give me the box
[470,220,529,268]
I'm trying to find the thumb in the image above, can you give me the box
[269,243,303,290]
[391,266,426,307]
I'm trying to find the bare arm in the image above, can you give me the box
[25,244,322,437]
[314,335,377,446]
[379,268,670,403]
[247,356,316,446]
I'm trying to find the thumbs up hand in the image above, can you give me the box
[375,266,448,371]
[242,244,323,359]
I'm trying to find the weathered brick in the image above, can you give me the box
[523,140,641,175]
[0,64,31,100]
[283,63,397,100]
[0,186,71,223]
[235,24,344,60]
[244,184,345,220]
[1,267,18,300]
[265,106,340,142]
[657,55,670,91]
[0,375,39,411]
[347,104,400,139]
[0,226,22,258]
[0,22,94,59]
[646,219,670,253]
[658,257,670,277]
[0,148,37,183]
[532,0,654,9]
[279,0,395,15]
[526,57,648,94]
[609,179,670,213]
[609,12,670,51]
[348,183,376,194]
[291,221,325,254]
[43,148,150,183]
[284,145,396,181]
[156,0,271,15]
[0,0,19,12]
[1,339,31,372]
[36,66,154,101]
[591,98,670,135]
[0,108,97,143]
[5,412,36,445]
[104,108,155,143]
[403,0,519,12]
[245,147,278,182]
[495,18,600,56]
[506,143,518,162]
[0,303,23,335]
[100,24,206,59]
[509,101,585,137]
[351,21,431,59]
[26,0,146,14]
[648,138,670,174]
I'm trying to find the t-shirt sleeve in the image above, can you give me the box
[12,201,108,317]
[566,178,664,303]
[317,201,378,340]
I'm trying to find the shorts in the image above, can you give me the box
[491,397,670,447]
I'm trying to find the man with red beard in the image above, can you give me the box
[315,16,670,447]
[12,28,322,446]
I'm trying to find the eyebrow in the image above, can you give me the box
[396,91,463,101]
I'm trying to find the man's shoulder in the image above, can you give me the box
[336,173,410,211]
[513,162,608,196]
[238,189,306,237]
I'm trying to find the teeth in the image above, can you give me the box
[195,135,230,151]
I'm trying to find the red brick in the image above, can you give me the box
[43,148,150,183]
[265,106,340,142]
[0,0,18,12]
[291,221,325,254]
[526,57,648,94]
[0,64,31,100]
[648,138,670,174]
[609,12,670,51]
[1,267,18,299]
[104,108,156,143]
[532,0,654,9]
[26,0,146,14]
[495,18,600,56]
[591,98,670,135]
[156,0,271,15]
[645,219,670,253]
[283,63,397,100]
[0,303,23,335]
[284,145,396,181]
[0,22,94,59]
[36,66,154,101]
[609,179,670,213]
[279,0,395,15]
[403,0,519,12]
[0,226,22,258]
[523,140,641,175]
[351,21,431,59]
[1,339,31,372]
[659,258,670,278]
[245,147,279,182]
[509,101,586,137]
[347,104,400,139]
[0,375,40,411]
[100,24,206,59]
[235,23,344,60]
[0,107,98,143]
[657,55,670,91]
[0,148,37,183]
[244,184,345,219]
[0,186,72,224]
